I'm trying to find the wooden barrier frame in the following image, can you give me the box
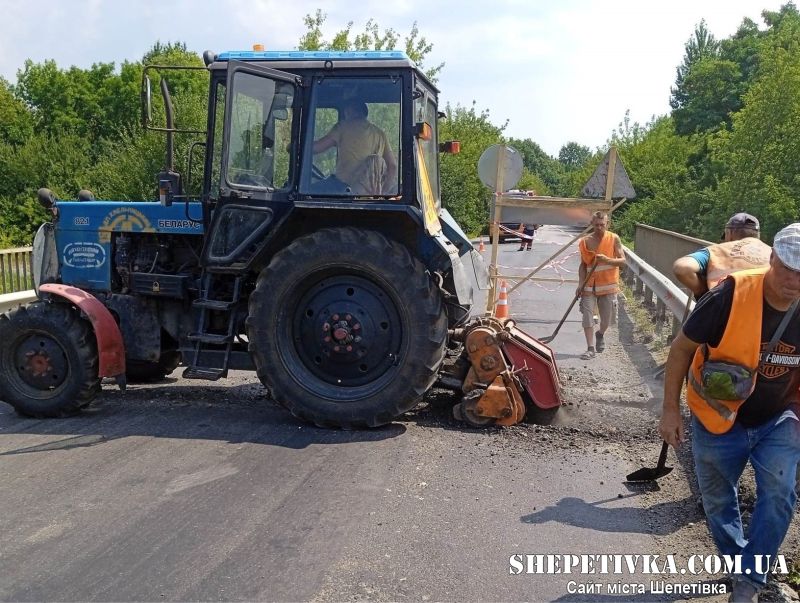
[485,148,626,312]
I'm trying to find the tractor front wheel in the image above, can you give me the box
[246,228,448,428]
[0,301,100,417]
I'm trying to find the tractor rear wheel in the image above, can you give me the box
[0,301,100,417]
[246,227,448,428]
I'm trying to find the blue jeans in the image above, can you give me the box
[692,412,800,589]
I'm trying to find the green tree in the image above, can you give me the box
[14,60,140,143]
[711,11,800,241]
[0,78,33,147]
[506,137,560,193]
[298,9,443,81]
[438,102,505,234]
[670,20,719,114]
[672,57,743,134]
[558,141,592,171]
[608,116,700,239]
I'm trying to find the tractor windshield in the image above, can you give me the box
[223,70,295,190]
[300,76,402,197]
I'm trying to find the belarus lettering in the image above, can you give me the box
[157,219,202,229]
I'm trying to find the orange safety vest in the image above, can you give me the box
[687,268,766,434]
[579,232,620,296]
[706,238,771,289]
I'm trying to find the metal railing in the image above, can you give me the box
[0,246,34,294]
[622,245,693,337]
[634,224,711,289]
[622,223,712,337]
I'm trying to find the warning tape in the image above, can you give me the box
[496,223,536,241]
[494,250,584,293]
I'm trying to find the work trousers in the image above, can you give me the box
[692,412,800,589]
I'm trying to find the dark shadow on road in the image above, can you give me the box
[0,381,407,451]
[520,494,697,535]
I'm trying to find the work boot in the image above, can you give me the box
[729,579,758,602]
[580,348,596,360]
[596,332,605,352]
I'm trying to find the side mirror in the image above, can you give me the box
[273,109,289,121]
[439,140,461,154]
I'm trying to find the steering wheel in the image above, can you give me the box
[237,173,269,187]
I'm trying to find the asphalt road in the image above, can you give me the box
[0,226,736,602]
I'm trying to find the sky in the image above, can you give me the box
[0,0,787,156]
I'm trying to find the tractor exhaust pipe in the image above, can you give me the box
[161,77,175,173]
[156,78,182,204]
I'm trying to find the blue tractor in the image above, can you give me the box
[0,49,493,428]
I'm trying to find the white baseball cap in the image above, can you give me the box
[773,223,800,271]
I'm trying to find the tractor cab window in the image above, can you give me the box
[301,77,401,197]
[414,88,440,201]
[224,71,295,190]
[209,81,226,199]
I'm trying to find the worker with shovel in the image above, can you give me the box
[660,223,800,603]
[577,211,625,360]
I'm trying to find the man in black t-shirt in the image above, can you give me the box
[660,223,800,602]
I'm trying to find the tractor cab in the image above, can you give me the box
[197,51,449,237]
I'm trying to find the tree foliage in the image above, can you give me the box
[438,103,505,234]
[4,4,800,253]
[298,9,443,81]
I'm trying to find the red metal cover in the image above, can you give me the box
[501,325,563,410]
[39,284,126,378]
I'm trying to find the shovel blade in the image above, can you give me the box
[625,466,673,482]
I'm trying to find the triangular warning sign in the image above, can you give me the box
[581,149,636,199]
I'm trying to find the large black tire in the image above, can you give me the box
[246,227,448,428]
[0,301,100,417]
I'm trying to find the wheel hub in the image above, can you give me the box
[291,275,403,388]
[323,313,362,353]
[15,334,68,389]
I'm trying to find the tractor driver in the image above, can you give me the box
[312,100,398,195]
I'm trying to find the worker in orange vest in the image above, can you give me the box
[660,223,800,601]
[672,212,771,300]
[577,211,626,360]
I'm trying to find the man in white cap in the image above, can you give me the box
[660,223,800,602]
[673,212,771,300]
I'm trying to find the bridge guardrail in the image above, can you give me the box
[622,245,694,338]
[0,246,34,294]
[0,290,36,313]
[634,223,710,290]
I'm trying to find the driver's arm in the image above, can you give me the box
[313,134,336,154]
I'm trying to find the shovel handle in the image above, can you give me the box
[541,262,599,344]
[656,441,669,469]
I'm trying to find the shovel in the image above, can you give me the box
[540,262,598,345]
[626,442,673,482]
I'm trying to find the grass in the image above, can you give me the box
[619,281,673,363]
